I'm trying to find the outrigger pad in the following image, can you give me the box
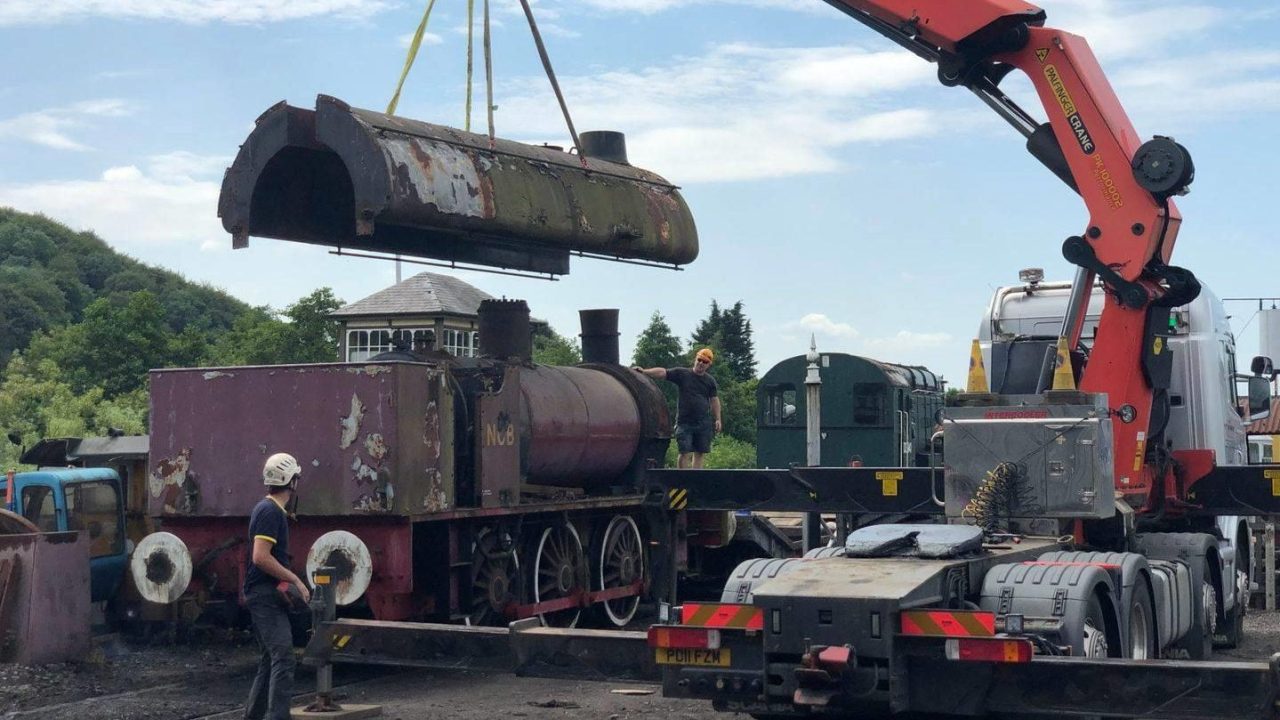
[217,95,699,275]
[844,524,983,559]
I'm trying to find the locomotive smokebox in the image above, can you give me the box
[579,309,621,365]
[478,299,532,363]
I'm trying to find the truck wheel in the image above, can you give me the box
[1216,600,1245,649]
[1082,595,1111,658]
[1125,584,1156,659]
[1176,557,1216,660]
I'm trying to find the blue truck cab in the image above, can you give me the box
[2,467,128,603]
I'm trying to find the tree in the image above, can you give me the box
[284,288,345,363]
[690,300,755,383]
[633,312,683,370]
[25,292,171,397]
[633,312,684,420]
[718,301,757,383]
[690,300,722,349]
[532,327,582,365]
[0,355,146,471]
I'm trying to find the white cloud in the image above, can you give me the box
[493,43,937,182]
[1048,0,1223,60]
[0,0,391,26]
[0,152,230,251]
[1113,50,1280,123]
[796,313,859,339]
[0,98,132,151]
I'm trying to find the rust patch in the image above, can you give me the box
[339,394,365,449]
[145,551,175,584]
[324,547,357,599]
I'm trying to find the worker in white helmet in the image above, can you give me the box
[242,452,310,720]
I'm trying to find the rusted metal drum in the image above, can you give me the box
[218,95,698,275]
[518,366,641,486]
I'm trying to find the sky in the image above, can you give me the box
[2,0,1279,386]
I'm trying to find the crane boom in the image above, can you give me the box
[824,0,1200,509]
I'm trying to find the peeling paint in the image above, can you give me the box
[340,394,365,449]
[422,469,450,512]
[345,365,393,376]
[201,371,234,380]
[383,136,488,219]
[363,433,388,461]
[150,448,199,514]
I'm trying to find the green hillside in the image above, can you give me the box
[0,207,247,364]
[0,207,344,469]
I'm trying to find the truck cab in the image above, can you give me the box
[2,467,128,603]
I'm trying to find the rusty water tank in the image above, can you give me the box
[518,366,641,487]
[218,95,698,275]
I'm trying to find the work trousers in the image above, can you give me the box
[244,586,296,720]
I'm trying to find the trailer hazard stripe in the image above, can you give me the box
[668,488,688,510]
[900,610,995,637]
[681,603,764,630]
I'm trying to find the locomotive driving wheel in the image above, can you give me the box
[598,514,644,627]
[532,520,587,627]
[469,528,519,627]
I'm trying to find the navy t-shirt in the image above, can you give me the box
[244,496,290,594]
[666,367,718,424]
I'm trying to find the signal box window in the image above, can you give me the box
[853,383,886,426]
[65,482,123,559]
[763,385,798,426]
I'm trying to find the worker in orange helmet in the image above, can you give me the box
[633,347,722,468]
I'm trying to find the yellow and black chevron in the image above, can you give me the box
[667,488,688,510]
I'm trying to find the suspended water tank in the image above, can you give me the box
[218,95,699,275]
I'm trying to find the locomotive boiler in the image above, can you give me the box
[132,300,675,628]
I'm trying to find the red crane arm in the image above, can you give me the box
[824,0,1199,505]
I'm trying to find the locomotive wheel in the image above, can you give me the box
[598,515,645,627]
[470,528,519,627]
[532,521,586,628]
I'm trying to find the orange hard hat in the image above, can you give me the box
[696,348,714,363]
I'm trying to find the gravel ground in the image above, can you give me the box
[4,613,1280,720]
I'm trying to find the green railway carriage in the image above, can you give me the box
[757,353,944,468]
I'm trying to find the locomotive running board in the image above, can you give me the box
[647,467,944,514]
[303,618,657,681]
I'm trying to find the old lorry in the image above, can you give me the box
[643,1,1280,718]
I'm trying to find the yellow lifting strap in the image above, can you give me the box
[387,0,440,116]
[1051,337,1077,391]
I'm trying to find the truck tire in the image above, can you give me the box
[1125,583,1156,659]
[1216,597,1244,649]
[1176,556,1216,660]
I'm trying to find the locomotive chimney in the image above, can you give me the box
[579,309,621,365]
[478,299,532,362]
[580,131,629,165]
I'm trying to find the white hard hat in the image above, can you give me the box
[263,452,301,486]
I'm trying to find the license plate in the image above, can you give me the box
[655,648,732,667]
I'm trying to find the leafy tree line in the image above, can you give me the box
[0,209,345,469]
[633,301,759,469]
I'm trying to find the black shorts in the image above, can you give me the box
[675,417,714,454]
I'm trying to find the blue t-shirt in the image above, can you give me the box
[243,495,289,594]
